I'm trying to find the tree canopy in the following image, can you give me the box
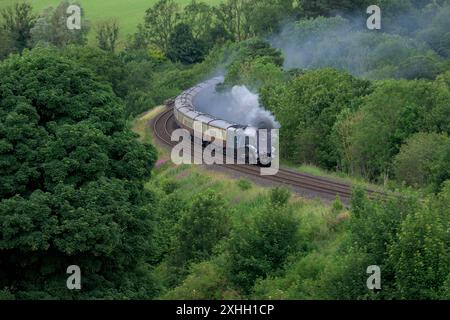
[0,48,157,299]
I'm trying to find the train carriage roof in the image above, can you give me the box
[195,114,216,124]
[209,119,234,130]
[176,106,192,114]
[183,110,200,120]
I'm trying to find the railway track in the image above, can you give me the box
[153,105,387,202]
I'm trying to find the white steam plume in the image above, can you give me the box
[194,81,280,129]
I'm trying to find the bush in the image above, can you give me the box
[237,179,252,191]
[394,132,450,188]
[227,201,299,292]
[170,190,231,267]
[261,68,372,168]
[387,182,450,299]
[166,23,207,64]
[334,79,450,179]
[0,48,157,298]
[269,186,291,206]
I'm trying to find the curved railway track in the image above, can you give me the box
[153,105,387,202]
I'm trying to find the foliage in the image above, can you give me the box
[0,0,449,301]
[225,56,285,90]
[237,179,252,191]
[0,48,157,298]
[295,0,372,18]
[269,187,291,207]
[30,1,90,48]
[261,68,372,168]
[170,190,231,267]
[394,132,450,189]
[96,20,119,53]
[182,0,213,40]
[143,0,180,52]
[223,38,284,88]
[387,183,450,299]
[251,186,449,300]
[0,2,36,52]
[273,16,445,80]
[62,45,128,99]
[418,4,450,57]
[0,27,14,59]
[166,23,207,64]
[226,190,299,293]
[163,258,241,299]
[214,0,294,41]
[334,79,450,180]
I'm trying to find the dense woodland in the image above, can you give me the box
[0,0,449,299]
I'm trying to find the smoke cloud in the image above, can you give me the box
[193,7,448,126]
[268,13,443,80]
[194,80,280,129]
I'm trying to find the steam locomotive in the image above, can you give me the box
[173,77,276,166]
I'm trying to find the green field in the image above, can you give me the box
[0,0,220,44]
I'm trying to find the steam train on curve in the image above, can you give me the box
[173,77,276,166]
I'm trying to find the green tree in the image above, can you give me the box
[418,5,450,58]
[163,258,241,299]
[182,0,231,51]
[144,0,180,52]
[296,0,371,17]
[245,0,294,36]
[214,0,294,41]
[182,0,213,40]
[319,188,419,299]
[340,79,450,180]
[223,38,284,88]
[166,23,207,64]
[214,0,260,42]
[170,190,231,266]
[225,57,284,90]
[0,2,36,52]
[388,182,450,299]
[0,27,14,59]
[30,1,90,48]
[0,48,158,299]
[96,20,119,53]
[227,192,299,293]
[62,45,127,99]
[394,132,450,188]
[395,54,444,80]
[261,68,372,168]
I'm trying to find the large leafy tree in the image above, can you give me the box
[182,0,213,40]
[394,132,450,189]
[296,0,371,17]
[61,45,128,99]
[0,48,157,299]
[337,79,450,180]
[96,20,119,53]
[214,0,294,40]
[166,23,207,64]
[227,188,299,293]
[30,1,90,48]
[0,28,14,60]
[261,68,372,168]
[0,2,36,52]
[170,190,231,267]
[388,182,450,299]
[144,0,180,52]
[223,38,284,88]
[418,5,450,58]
